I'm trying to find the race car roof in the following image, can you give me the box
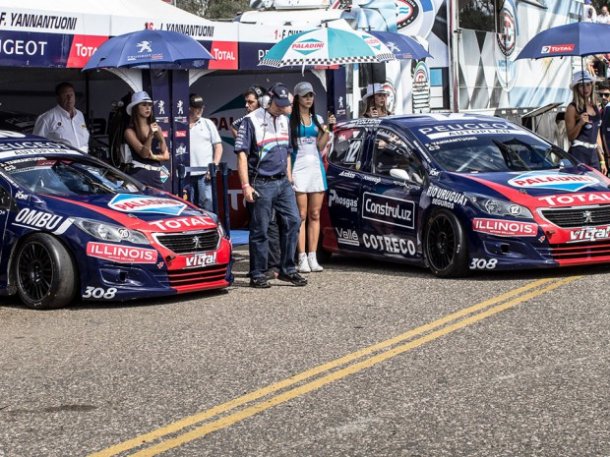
[0,131,81,160]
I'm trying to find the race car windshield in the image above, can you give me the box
[414,127,576,173]
[3,157,141,196]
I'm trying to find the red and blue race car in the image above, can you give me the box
[0,131,232,309]
[320,114,610,276]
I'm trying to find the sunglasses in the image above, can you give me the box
[600,93,610,98]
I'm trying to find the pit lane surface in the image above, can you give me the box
[1,248,609,457]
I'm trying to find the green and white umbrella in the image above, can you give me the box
[259,27,396,68]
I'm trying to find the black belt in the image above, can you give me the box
[252,173,286,181]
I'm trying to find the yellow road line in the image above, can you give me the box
[129,275,580,456]
[89,277,566,457]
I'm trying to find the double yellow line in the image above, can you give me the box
[90,275,580,457]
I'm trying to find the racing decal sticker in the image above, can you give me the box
[568,226,610,243]
[184,252,217,268]
[328,189,358,213]
[354,118,382,127]
[13,208,63,230]
[148,215,215,231]
[418,122,519,140]
[508,171,599,192]
[470,258,498,270]
[362,192,415,229]
[86,242,158,264]
[363,175,382,184]
[82,287,117,300]
[109,194,187,216]
[472,218,538,237]
[362,233,416,256]
[335,227,360,247]
[427,184,467,209]
[538,192,610,206]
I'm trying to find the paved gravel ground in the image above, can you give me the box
[1,247,609,457]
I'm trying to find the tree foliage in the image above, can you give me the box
[175,0,250,19]
[175,0,207,16]
[206,0,250,19]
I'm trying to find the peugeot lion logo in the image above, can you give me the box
[137,41,153,53]
[192,236,202,249]
[583,211,593,224]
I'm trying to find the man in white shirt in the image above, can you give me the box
[597,5,610,23]
[189,93,223,211]
[33,82,90,153]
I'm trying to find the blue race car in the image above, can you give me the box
[0,131,232,309]
[320,114,610,276]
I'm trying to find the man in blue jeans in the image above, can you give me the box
[234,83,306,288]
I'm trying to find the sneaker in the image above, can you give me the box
[297,253,311,273]
[250,277,271,288]
[307,252,323,272]
[277,272,308,286]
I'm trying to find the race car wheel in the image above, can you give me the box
[424,210,469,277]
[14,234,77,310]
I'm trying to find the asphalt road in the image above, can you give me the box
[1,247,609,457]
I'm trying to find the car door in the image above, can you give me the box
[322,125,370,253]
[0,178,13,288]
[358,127,426,262]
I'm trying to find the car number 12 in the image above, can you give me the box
[83,287,117,299]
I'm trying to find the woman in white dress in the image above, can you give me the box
[290,81,335,273]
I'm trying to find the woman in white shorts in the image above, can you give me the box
[289,81,335,273]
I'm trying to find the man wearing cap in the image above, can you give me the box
[361,83,392,118]
[34,82,90,153]
[234,82,306,289]
[189,93,223,211]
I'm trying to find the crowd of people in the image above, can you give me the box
[32,80,336,289]
[33,74,610,289]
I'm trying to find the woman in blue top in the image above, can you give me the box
[565,71,607,174]
[289,81,335,273]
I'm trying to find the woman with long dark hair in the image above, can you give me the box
[361,83,392,118]
[290,81,335,273]
[565,71,607,174]
[124,91,170,188]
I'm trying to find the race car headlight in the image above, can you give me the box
[466,194,534,219]
[217,222,227,239]
[73,218,150,245]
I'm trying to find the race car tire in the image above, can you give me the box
[424,209,469,277]
[14,234,77,310]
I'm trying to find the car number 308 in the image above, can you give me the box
[82,287,117,299]
[469,258,497,270]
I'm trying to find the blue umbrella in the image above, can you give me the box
[367,31,432,60]
[83,29,214,71]
[516,22,610,60]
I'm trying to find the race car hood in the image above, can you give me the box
[37,191,218,233]
[453,166,610,209]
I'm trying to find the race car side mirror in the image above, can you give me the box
[389,168,424,186]
[389,168,410,181]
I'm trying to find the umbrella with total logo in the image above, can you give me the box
[83,29,214,70]
[516,22,610,60]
